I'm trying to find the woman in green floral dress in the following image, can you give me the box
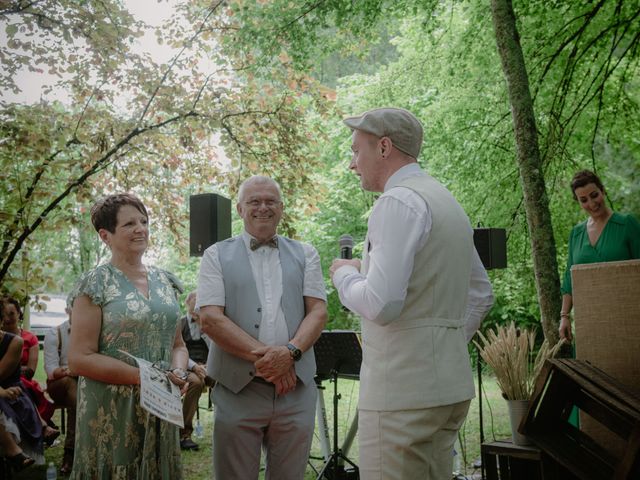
[68,193,190,480]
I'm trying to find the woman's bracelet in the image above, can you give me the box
[560,312,570,318]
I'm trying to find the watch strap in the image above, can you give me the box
[286,343,302,361]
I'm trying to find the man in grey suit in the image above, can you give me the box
[196,175,328,480]
[330,108,494,479]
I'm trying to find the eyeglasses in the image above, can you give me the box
[245,199,281,208]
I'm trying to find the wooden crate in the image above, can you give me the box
[520,359,640,480]
[481,438,577,480]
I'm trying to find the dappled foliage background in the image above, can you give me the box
[1,0,638,336]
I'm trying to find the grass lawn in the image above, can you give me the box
[18,352,511,479]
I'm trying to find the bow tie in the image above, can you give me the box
[250,237,278,251]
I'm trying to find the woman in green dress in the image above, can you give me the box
[68,193,190,479]
[559,170,640,342]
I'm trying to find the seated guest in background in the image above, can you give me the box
[0,296,56,427]
[180,358,206,451]
[44,302,76,475]
[559,169,640,342]
[179,292,209,451]
[0,329,45,466]
[180,292,210,366]
[0,401,35,472]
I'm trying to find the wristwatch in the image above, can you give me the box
[286,343,302,362]
[172,368,188,381]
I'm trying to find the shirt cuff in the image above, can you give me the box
[332,264,360,288]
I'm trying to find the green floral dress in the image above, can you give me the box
[69,263,183,480]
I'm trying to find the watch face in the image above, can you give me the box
[173,368,188,380]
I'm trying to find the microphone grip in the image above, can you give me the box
[338,233,354,313]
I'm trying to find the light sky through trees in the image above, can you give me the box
[2,0,180,105]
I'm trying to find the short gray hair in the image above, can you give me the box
[238,176,283,203]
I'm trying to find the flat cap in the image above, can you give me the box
[343,107,423,159]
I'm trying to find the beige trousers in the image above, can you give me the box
[212,378,317,480]
[46,376,78,451]
[359,399,471,480]
[180,370,204,439]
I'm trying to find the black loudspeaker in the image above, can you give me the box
[473,228,507,270]
[189,193,232,257]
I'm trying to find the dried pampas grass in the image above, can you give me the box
[474,322,564,400]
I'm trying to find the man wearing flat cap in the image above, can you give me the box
[330,107,494,479]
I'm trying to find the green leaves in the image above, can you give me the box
[2,0,637,329]
[5,23,18,37]
[0,0,334,301]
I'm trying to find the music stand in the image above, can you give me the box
[314,330,362,480]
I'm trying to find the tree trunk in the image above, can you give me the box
[490,0,562,343]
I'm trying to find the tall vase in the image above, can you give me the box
[506,399,532,446]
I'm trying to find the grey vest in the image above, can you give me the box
[359,174,475,410]
[208,235,316,393]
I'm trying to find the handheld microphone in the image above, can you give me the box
[339,234,353,260]
[338,234,354,313]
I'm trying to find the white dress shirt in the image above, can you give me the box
[333,163,493,341]
[183,313,211,370]
[44,319,71,379]
[186,313,202,340]
[196,232,327,346]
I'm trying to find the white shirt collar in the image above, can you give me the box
[384,163,424,192]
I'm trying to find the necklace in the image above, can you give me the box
[111,262,147,277]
